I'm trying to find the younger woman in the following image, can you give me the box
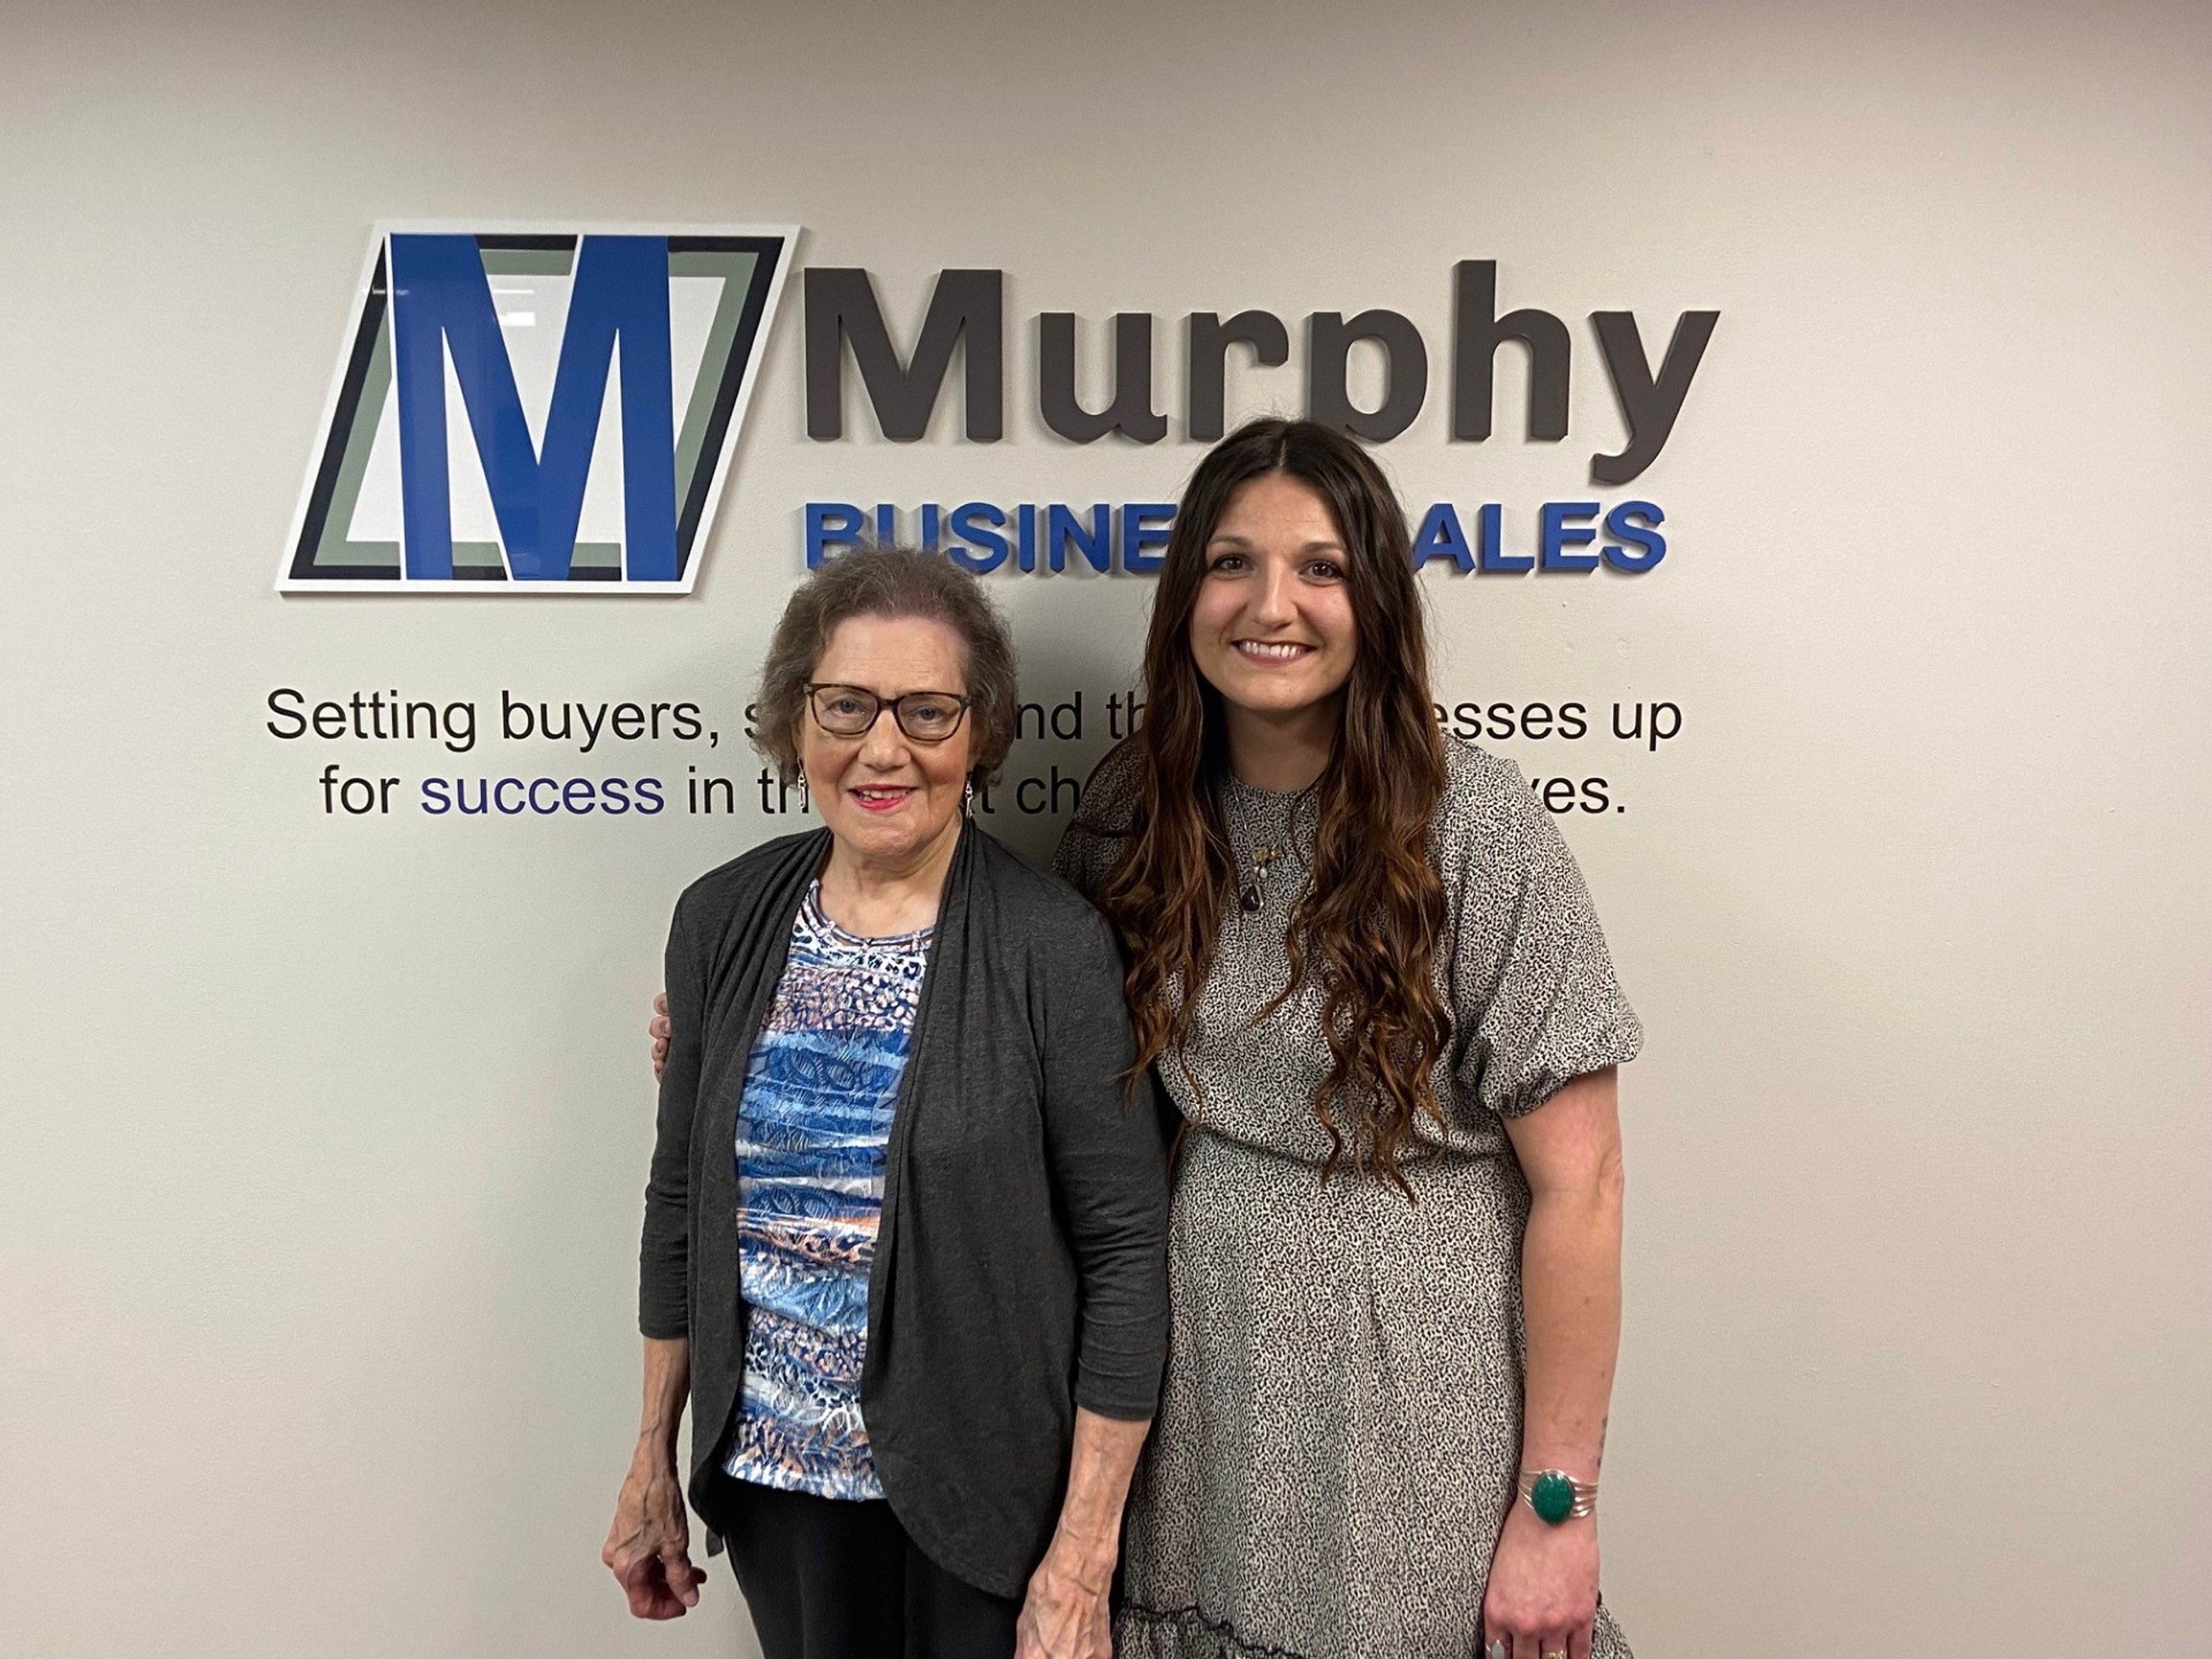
[1055,419,1641,1659]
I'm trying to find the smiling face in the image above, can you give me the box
[1187,471,1359,730]
[800,613,974,876]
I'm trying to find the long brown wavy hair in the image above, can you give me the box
[1088,419,1450,1192]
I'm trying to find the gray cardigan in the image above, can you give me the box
[639,820,1170,1598]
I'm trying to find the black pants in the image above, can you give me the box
[706,1473,1020,1659]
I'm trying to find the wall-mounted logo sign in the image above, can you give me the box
[279,222,796,593]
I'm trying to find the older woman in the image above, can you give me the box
[604,546,1168,1659]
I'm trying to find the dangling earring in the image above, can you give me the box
[963,779,975,816]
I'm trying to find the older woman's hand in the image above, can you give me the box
[1016,1407,1147,1658]
[1015,1540,1115,1659]
[1482,1499,1599,1659]
[649,991,671,1081]
[601,1452,704,1620]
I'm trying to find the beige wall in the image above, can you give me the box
[3,2,2208,1654]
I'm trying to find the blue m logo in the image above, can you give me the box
[281,224,796,593]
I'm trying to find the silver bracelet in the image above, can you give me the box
[1517,1468,1598,1522]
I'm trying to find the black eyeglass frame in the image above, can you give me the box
[802,682,975,744]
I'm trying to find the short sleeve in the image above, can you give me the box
[1051,738,1143,906]
[1449,766,1642,1119]
[1051,817,1117,905]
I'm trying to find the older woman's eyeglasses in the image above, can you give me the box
[804,683,972,743]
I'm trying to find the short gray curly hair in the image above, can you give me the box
[753,545,1019,788]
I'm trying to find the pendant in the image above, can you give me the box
[1239,843,1282,914]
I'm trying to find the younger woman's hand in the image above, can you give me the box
[649,991,671,1081]
[1482,1499,1598,1659]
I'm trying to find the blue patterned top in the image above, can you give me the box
[722,883,931,1501]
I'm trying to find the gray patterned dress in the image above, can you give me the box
[1053,737,1642,1659]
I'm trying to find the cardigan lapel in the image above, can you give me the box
[861,816,977,1381]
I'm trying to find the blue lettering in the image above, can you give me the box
[805,503,867,567]
[1047,503,1112,574]
[1602,501,1666,573]
[948,502,1009,573]
[1412,502,1474,573]
[1476,503,1529,574]
[390,233,677,581]
[1120,503,1175,573]
[1538,501,1601,573]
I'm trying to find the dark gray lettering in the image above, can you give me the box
[1038,313,1167,443]
[1185,310,1290,441]
[1451,259,1569,442]
[804,267,1003,441]
[1589,309,1719,484]
[1306,310,1427,441]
